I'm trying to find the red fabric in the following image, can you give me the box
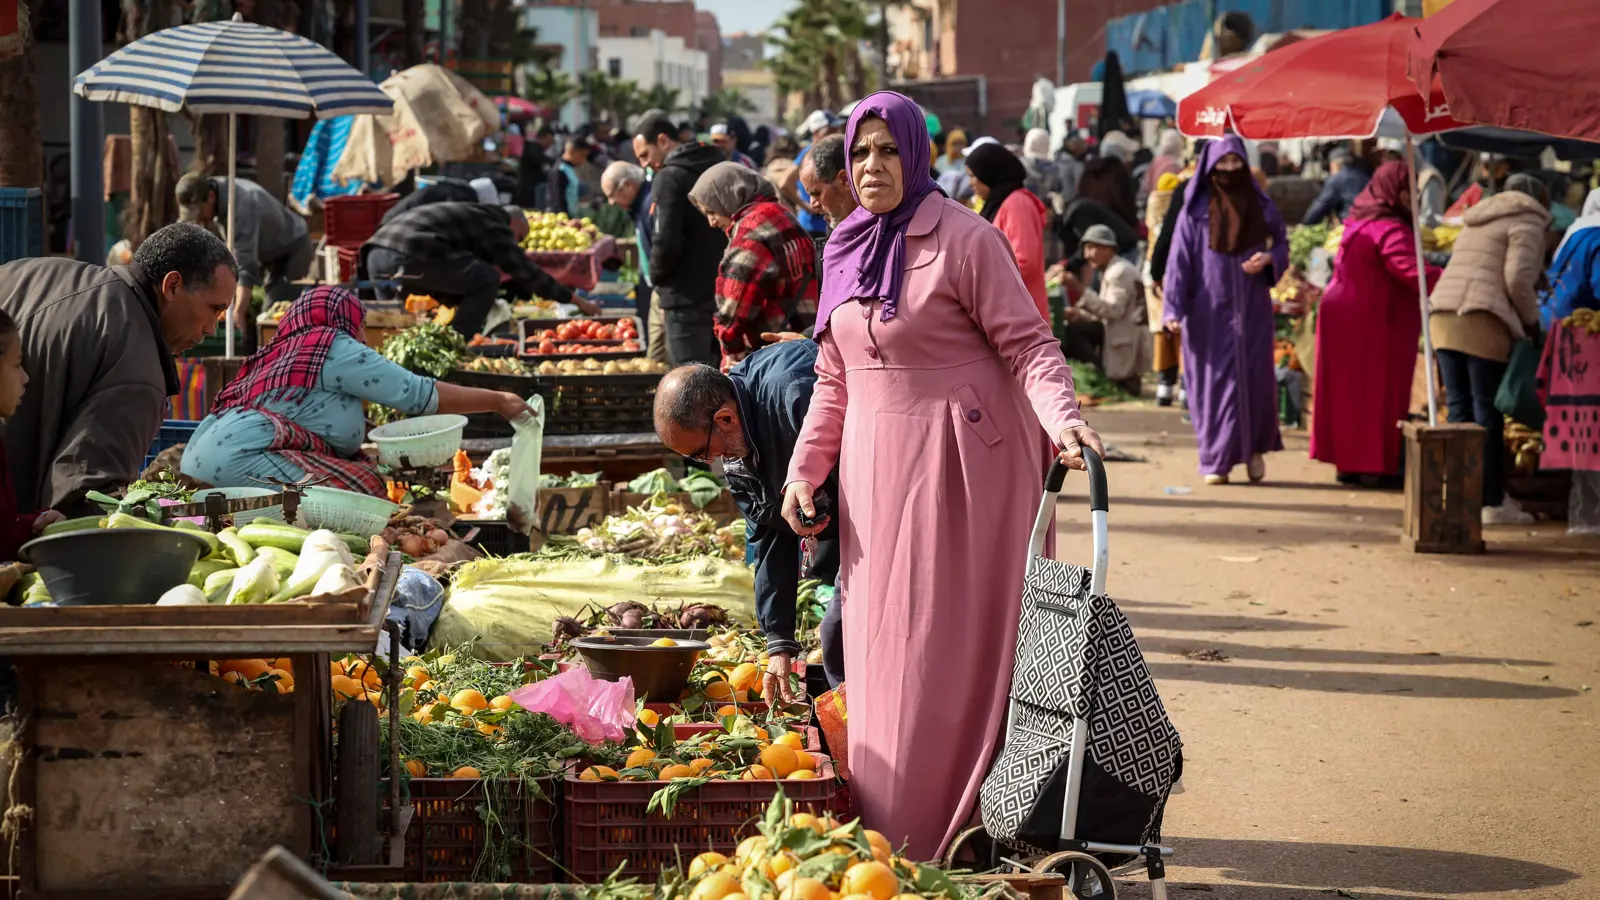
[713,200,817,364]
[1179,14,1470,141]
[1537,321,1600,472]
[215,286,364,412]
[0,441,37,561]
[1310,218,1442,475]
[1346,160,1413,224]
[992,190,1051,322]
[1445,182,1484,219]
[263,412,388,497]
[1411,0,1600,142]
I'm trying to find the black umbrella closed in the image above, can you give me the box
[1097,52,1132,140]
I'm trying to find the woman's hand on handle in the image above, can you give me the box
[1057,424,1106,471]
[781,481,828,536]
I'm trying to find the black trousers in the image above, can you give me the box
[366,247,502,339]
[1437,348,1509,507]
[663,306,720,367]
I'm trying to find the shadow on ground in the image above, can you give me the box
[1147,662,1580,700]
[1137,637,1553,669]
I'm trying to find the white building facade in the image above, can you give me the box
[597,29,709,112]
[521,4,601,128]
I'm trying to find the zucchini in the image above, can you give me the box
[238,522,308,552]
[216,527,255,567]
[171,519,221,556]
[187,557,234,589]
[203,567,239,604]
[41,516,106,536]
[335,532,369,556]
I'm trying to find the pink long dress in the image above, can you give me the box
[787,193,1087,861]
[1309,217,1442,475]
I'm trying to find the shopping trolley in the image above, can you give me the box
[944,448,1184,900]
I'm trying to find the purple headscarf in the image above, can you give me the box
[815,91,943,336]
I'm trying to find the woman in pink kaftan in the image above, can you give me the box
[781,92,1102,862]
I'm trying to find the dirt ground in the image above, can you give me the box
[1048,406,1600,900]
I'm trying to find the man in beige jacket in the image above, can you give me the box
[1063,224,1152,395]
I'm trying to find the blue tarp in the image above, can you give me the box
[1106,0,1392,75]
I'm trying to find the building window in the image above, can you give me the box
[631,26,648,37]
[608,58,622,77]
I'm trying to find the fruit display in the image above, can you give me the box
[1288,222,1335,271]
[542,494,745,562]
[468,334,519,350]
[577,716,824,791]
[1506,418,1544,475]
[1565,308,1600,333]
[531,340,645,356]
[533,357,669,376]
[524,317,642,356]
[1269,272,1321,316]
[521,210,599,252]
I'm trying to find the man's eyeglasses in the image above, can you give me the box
[687,418,717,463]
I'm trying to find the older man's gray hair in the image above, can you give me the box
[601,161,647,199]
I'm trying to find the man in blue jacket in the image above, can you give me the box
[652,343,841,701]
[1301,149,1372,226]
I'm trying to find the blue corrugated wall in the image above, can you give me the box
[1105,0,1393,75]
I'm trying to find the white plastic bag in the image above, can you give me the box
[507,394,544,537]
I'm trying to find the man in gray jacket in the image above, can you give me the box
[0,222,237,516]
[177,173,312,353]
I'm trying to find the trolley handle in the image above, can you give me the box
[1044,446,1108,512]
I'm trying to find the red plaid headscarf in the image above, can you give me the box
[214,286,365,412]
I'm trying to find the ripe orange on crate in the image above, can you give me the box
[489,695,516,711]
[329,660,347,679]
[623,748,657,769]
[658,763,694,780]
[579,766,619,781]
[735,835,768,861]
[404,759,426,778]
[222,671,246,685]
[786,770,817,780]
[688,758,716,775]
[703,680,735,701]
[790,813,826,834]
[637,708,660,728]
[448,765,481,779]
[220,659,271,680]
[742,764,774,781]
[841,862,897,900]
[729,662,761,693]
[404,665,429,682]
[266,668,295,692]
[781,877,830,900]
[774,731,805,750]
[793,750,816,771]
[864,830,893,862]
[450,689,488,712]
[716,705,741,718]
[688,852,728,878]
[331,675,366,699]
[765,851,797,879]
[689,871,741,900]
[759,744,799,778]
[651,637,678,647]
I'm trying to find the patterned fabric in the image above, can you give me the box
[291,116,368,212]
[215,286,365,412]
[979,558,1183,853]
[264,410,387,496]
[713,200,816,363]
[365,202,572,303]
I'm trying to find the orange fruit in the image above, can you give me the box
[759,744,799,778]
[742,764,774,781]
[716,705,741,718]
[220,659,271,680]
[404,759,426,778]
[331,675,366,699]
[774,731,805,750]
[754,727,769,741]
[363,690,385,709]
[659,763,694,780]
[842,862,897,900]
[766,851,798,879]
[412,680,433,694]
[266,668,295,691]
[271,657,293,672]
[786,770,817,780]
[841,895,877,900]
[489,695,516,711]
[735,835,768,860]
[347,660,383,688]
[651,637,678,647]
[221,671,246,685]
[688,758,717,775]
[792,750,816,771]
[781,877,831,900]
[689,852,728,878]
[476,722,502,737]
[448,765,481,779]
[578,766,619,781]
[451,689,488,711]
[329,660,347,679]
[637,708,660,728]
[864,830,893,862]
[703,680,734,701]
[729,662,761,693]
[624,748,657,769]
[689,871,741,900]
[790,812,826,834]
[405,665,429,682]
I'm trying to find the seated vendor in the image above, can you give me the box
[652,342,842,700]
[181,287,531,497]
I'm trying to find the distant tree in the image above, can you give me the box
[698,88,757,123]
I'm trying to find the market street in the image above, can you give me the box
[1063,406,1600,900]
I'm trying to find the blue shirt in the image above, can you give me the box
[793,146,828,235]
[181,334,439,488]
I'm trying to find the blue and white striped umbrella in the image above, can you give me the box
[72,16,392,119]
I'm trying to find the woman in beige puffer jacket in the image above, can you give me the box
[1428,174,1551,524]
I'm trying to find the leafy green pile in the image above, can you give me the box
[1288,222,1332,271]
[1071,361,1136,403]
[627,467,725,509]
[380,322,468,378]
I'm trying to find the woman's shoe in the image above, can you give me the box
[1247,454,1266,482]
[1204,473,1229,485]
[1482,497,1535,525]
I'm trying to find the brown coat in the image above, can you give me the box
[1429,190,1551,341]
[0,258,179,516]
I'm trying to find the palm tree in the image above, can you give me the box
[698,88,756,123]
[765,0,875,114]
[642,84,683,116]
[0,0,43,189]
[524,67,580,110]
[119,0,178,245]
[582,71,646,129]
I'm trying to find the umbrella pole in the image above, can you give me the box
[226,111,238,359]
[1406,133,1439,427]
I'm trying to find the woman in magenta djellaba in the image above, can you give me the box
[1310,161,1442,485]
[1162,134,1287,484]
[778,91,1104,860]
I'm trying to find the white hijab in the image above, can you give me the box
[1558,187,1600,252]
[1023,128,1052,161]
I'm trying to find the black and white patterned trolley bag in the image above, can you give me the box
[979,453,1184,859]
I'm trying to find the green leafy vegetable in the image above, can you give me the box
[380,322,468,378]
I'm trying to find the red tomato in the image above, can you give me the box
[537,339,556,354]
[556,323,578,341]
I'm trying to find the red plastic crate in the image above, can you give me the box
[562,762,839,882]
[324,193,398,247]
[330,245,360,282]
[389,776,558,882]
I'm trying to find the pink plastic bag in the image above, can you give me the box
[508,668,635,744]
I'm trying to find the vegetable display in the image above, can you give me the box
[521,210,599,252]
[461,356,534,376]
[543,495,744,562]
[1288,222,1334,271]
[380,515,456,558]
[525,318,641,355]
[532,357,668,376]
[381,322,468,378]
[627,468,725,509]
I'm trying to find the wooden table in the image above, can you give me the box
[5,555,402,900]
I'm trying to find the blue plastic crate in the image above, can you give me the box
[0,187,45,265]
[142,419,200,470]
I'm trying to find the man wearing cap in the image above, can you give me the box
[793,110,846,239]
[710,124,758,169]
[1060,223,1150,396]
[176,173,312,354]
[1302,147,1372,226]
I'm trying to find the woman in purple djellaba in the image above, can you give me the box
[1162,134,1286,484]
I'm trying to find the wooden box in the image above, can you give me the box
[1401,421,1486,554]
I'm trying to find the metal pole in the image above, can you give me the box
[69,0,105,265]
[1056,0,1066,87]
[355,0,371,77]
[1406,134,1439,427]
[226,112,238,359]
[438,0,449,66]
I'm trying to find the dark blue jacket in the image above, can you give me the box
[727,341,839,654]
[1302,163,1373,226]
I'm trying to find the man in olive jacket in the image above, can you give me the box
[0,222,237,516]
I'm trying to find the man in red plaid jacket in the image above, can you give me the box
[712,200,818,366]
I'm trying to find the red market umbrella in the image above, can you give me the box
[1409,0,1600,142]
[494,95,541,122]
[1178,14,1470,141]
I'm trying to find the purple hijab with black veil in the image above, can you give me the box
[814,92,943,335]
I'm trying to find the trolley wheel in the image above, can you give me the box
[943,826,999,871]
[1037,851,1117,899]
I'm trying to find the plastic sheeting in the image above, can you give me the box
[432,555,758,661]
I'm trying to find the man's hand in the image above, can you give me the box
[32,511,64,534]
[760,331,809,344]
[1060,270,1083,294]
[762,653,796,705]
[1057,424,1106,471]
[571,292,601,316]
[231,284,253,334]
[782,482,828,536]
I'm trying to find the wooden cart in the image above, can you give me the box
[1,553,403,900]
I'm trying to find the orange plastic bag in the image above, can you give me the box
[814,683,849,781]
